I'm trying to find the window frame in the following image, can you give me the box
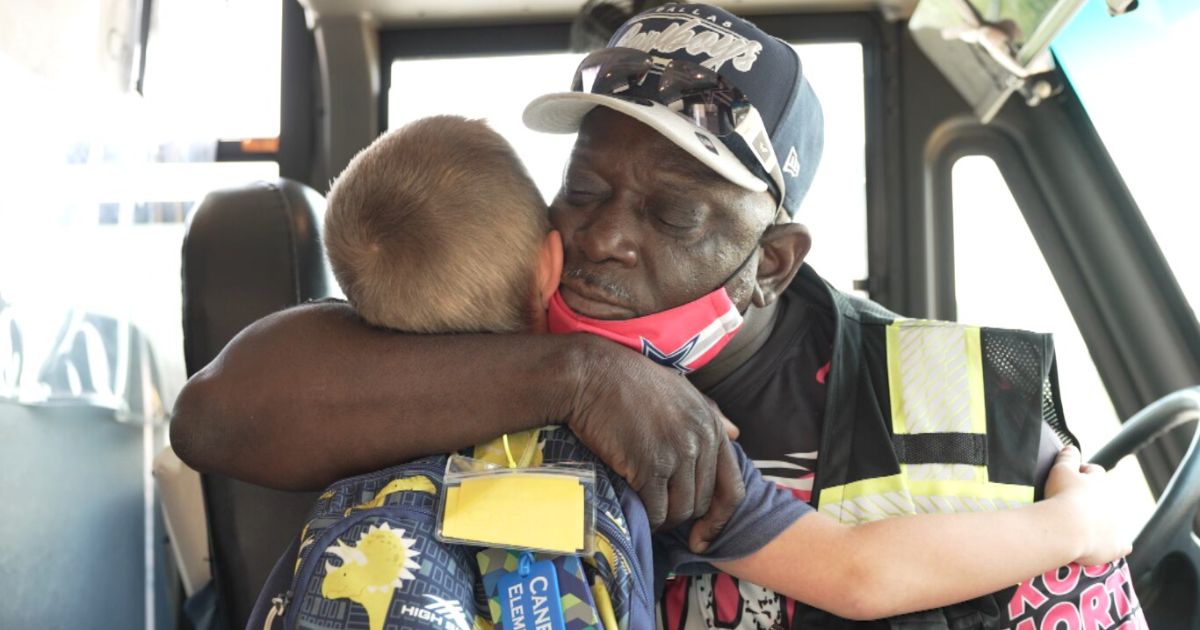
[376,11,885,295]
[372,11,1200,493]
[921,69,1200,495]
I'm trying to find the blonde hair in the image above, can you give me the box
[324,115,549,333]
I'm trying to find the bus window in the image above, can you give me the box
[389,52,585,201]
[952,155,1156,540]
[388,42,867,295]
[0,0,282,414]
[1053,0,1200,313]
[1,3,281,626]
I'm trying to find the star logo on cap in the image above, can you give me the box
[641,336,700,373]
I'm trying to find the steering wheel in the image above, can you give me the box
[1089,386,1200,621]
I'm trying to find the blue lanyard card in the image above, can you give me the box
[479,549,602,630]
[498,553,567,630]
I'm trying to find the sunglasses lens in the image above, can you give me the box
[567,48,785,205]
[573,51,749,137]
[571,48,654,95]
[658,62,726,135]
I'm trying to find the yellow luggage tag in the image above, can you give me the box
[436,434,596,555]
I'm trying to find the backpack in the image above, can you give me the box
[261,426,655,630]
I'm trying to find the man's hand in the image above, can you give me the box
[709,396,740,440]
[1044,446,1133,566]
[564,334,745,547]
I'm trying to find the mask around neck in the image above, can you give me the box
[547,286,744,373]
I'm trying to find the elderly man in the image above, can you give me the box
[174,4,1138,629]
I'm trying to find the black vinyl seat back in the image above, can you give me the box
[181,179,331,629]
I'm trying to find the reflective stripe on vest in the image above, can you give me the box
[818,320,1036,525]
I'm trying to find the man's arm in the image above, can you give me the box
[170,301,744,538]
[714,446,1130,621]
[171,301,573,489]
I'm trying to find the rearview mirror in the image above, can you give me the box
[909,0,1092,121]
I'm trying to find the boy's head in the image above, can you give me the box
[324,115,562,334]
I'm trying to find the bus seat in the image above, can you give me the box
[0,296,22,398]
[181,178,330,629]
[35,310,167,421]
[154,445,212,598]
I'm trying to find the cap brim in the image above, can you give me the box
[523,92,767,193]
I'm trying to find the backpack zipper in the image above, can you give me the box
[594,508,652,613]
[263,592,290,630]
[319,457,447,499]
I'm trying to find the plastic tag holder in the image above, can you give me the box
[435,454,597,555]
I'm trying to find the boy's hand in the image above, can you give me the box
[1043,446,1133,566]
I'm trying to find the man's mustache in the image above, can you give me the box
[561,267,634,304]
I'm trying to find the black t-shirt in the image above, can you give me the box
[656,266,838,629]
[705,264,835,504]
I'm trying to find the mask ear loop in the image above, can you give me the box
[502,434,518,469]
[716,211,784,305]
[717,236,762,290]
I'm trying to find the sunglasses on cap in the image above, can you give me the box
[570,47,787,209]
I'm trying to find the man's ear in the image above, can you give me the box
[537,230,564,310]
[753,222,811,308]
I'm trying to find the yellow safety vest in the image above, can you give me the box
[800,288,1142,629]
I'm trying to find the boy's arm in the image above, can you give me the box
[713,446,1130,621]
[170,301,745,537]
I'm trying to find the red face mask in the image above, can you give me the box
[547,286,744,374]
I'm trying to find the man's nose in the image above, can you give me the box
[574,202,638,266]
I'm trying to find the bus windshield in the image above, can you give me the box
[1053,0,1200,314]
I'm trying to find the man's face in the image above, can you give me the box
[550,107,775,320]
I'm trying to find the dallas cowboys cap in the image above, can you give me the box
[524,3,824,217]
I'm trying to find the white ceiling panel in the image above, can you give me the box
[297,0,915,27]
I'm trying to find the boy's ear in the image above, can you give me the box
[537,230,564,309]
